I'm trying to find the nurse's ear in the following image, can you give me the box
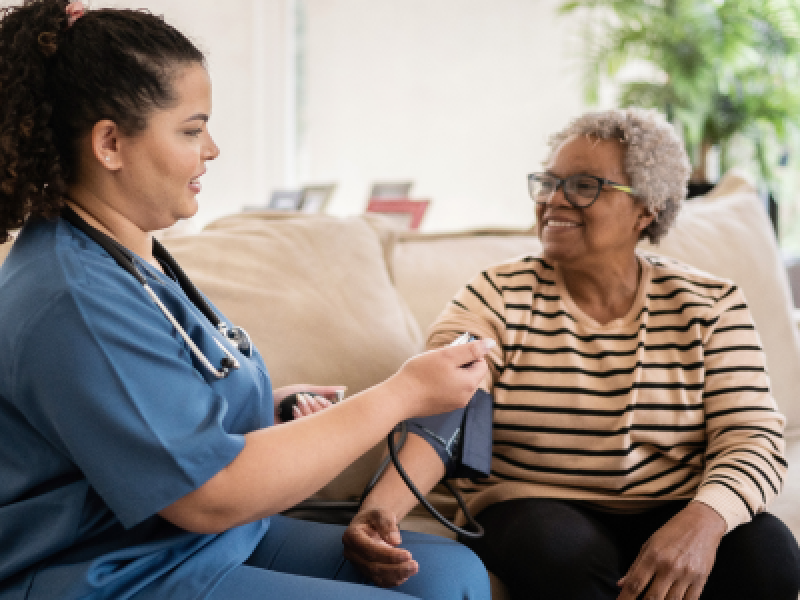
[91,120,123,171]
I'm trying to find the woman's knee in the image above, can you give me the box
[464,499,623,597]
[706,512,800,599]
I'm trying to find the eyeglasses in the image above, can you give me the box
[527,172,637,209]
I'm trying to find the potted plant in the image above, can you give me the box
[559,0,800,202]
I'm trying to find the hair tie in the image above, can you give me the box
[66,1,85,28]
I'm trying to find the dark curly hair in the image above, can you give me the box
[0,0,205,242]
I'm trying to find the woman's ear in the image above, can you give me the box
[90,120,122,170]
[635,206,656,234]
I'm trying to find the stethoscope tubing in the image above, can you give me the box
[141,282,238,378]
[61,205,243,379]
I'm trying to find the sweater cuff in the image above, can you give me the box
[693,484,752,533]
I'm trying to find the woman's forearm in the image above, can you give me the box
[358,432,445,520]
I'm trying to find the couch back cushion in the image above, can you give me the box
[389,229,543,333]
[390,172,800,429]
[164,213,421,394]
[162,214,422,499]
[640,173,800,428]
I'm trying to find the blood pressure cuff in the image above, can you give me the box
[406,389,493,480]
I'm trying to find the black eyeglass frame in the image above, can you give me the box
[527,172,638,209]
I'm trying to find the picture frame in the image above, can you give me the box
[260,189,303,211]
[369,181,414,199]
[366,198,430,230]
[300,184,336,213]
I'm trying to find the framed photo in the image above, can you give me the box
[369,181,414,199]
[265,189,303,211]
[366,198,430,230]
[300,184,336,213]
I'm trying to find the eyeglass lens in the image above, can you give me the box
[529,174,601,207]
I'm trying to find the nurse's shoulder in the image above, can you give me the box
[0,217,141,350]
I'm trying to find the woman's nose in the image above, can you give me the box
[538,184,571,208]
[204,132,220,161]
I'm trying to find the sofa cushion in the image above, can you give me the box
[388,228,542,334]
[162,213,422,499]
[640,172,800,430]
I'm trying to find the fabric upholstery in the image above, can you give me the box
[641,172,800,429]
[388,229,542,334]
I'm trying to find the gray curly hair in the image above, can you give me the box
[545,107,691,244]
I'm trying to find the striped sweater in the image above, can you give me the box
[427,253,787,532]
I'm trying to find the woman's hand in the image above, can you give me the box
[389,338,495,420]
[617,502,727,600]
[342,508,419,587]
[272,384,345,423]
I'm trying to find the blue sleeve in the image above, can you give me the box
[12,280,245,529]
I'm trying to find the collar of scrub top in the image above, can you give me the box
[61,205,252,379]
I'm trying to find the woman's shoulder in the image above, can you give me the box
[6,217,93,288]
[640,252,739,304]
[1,218,131,328]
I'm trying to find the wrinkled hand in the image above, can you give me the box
[342,509,419,587]
[272,384,345,424]
[617,502,726,600]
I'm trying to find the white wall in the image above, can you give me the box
[303,0,587,231]
[96,0,296,230]
[4,0,588,232]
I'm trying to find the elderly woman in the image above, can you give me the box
[343,108,800,599]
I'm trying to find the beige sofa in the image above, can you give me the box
[1,171,798,597]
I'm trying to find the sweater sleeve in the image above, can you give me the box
[426,267,509,387]
[693,285,788,532]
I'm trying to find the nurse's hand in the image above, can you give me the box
[273,384,345,423]
[390,337,495,420]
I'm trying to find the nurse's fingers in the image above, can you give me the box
[309,395,332,412]
[292,394,332,419]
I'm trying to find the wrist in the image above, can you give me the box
[688,500,727,541]
[381,368,426,422]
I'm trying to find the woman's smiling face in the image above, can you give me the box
[115,63,219,232]
[535,135,653,270]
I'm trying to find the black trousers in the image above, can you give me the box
[460,498,800,600]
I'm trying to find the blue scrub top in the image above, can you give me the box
[0,217,273,599]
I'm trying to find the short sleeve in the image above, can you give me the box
[12,277,246,528]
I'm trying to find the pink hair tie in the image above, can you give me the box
[65,1,85,28]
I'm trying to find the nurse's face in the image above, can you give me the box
[115,63,219,231]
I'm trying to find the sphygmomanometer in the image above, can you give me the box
[279,332,492,539]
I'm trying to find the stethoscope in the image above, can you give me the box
[62,205,252,379]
